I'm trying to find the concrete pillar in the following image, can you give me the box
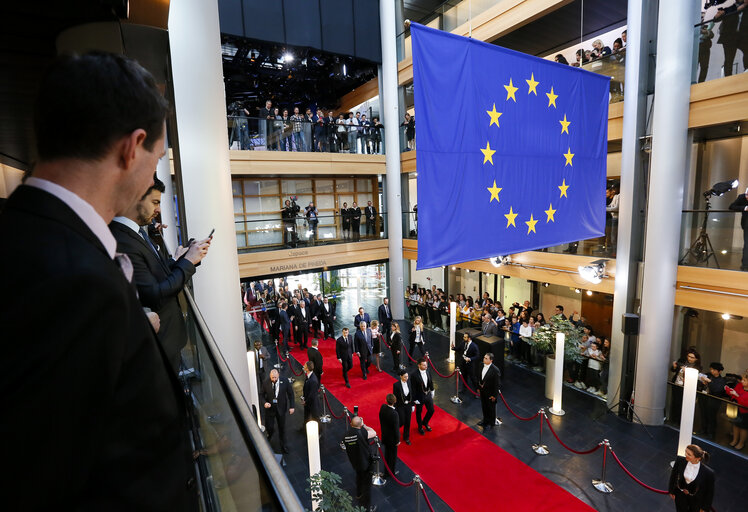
[156,136,178,253]
[380,0,405,318]
[633,0,701,426]
[608,0,657,411]
[168,0,250,394]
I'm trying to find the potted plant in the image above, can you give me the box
[529,314,585,399]
[307,470,365,512]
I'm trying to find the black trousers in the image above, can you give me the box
[359,350,371,378]
[459,363,477,393]
[355,468,372,508]
[742,227,748,269]
[480,393,496,425]
[341,355,353,385]
[410,341,426,363]
[296,325,309,348]
[415,395,434,428]
[352,220,361,241]
[383,443,398,474]
[366,219,375,236]
[397,405,412,441]
[322,317,334,340]
[265,408,288,451]
[390,347,402,371]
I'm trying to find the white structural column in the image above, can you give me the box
[380,0,405,318]
[168,0,250,394]
[155,136,178,253]
[633,0,700,426]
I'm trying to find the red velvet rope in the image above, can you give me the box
[288,359,303,376]
[402,343,419,363]
[608,446,669,495]
[543,414,603,455]
[375,445,415,487]
[498,392,540,421]
[322,391,345,420]
[420,484,436,512]
[457,372,480,396]
[275,344,289,362]
[379,334,390,350]
[425,356,457,379]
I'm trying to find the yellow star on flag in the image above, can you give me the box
[546,87,558,108]
[525,214,538,234]
[481,141,496,165]
[545,203,556,222]
[504,78,518,102]
[559,114,570,134]
[487,180,502,203]
[563,147,574,167]
[486,104,502,127]
[526,73,539,95]
[558,178,570,198]
[504,206,518,228]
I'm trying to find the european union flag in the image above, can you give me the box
[411,23,610,270]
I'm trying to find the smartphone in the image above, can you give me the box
[208,228,215,238]
[353,405,359,416]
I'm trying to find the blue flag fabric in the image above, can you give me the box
[410,23,610,270]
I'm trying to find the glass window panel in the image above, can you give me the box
[235,233,247,248]
[357,193,373,206]
[356,179,372,192]
[234,219,246,232]
[248,230,282,246]
[335,179,353,193]
[245,214,282,232]
[295,195,313,208]
[319,226,337,240]
[318,214,336,226]
[338,195,354,210]
[316,180,334,194]
[231,180,242,196]
[282,179,313,195]
[244,197,282,215]
[316,195,335,210]
[233,196,244,214]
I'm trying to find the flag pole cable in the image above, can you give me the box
[469,0,472,38]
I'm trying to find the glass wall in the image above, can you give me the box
[694,7,747,84]
[233,177,384,252]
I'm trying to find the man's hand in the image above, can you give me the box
[338,358,342,363]
[146,311,160,332]
[264,402,271,409]
[174,244,189,260]
[289,408,295,414]
[414,400,420,405]
[490,396,496,402]
[184,237,212,265]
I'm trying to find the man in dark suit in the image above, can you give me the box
[354,306,371,331]
[336,327,355,388]
[340,201,351,240]
[364,200,377,237]
[0,52,196,510]
[321,296,336,339]
[110,176,211,373]
[411,358,435,435]
[350,202,362,241]
[310,293,325,338]
[392,370,413,445]
[302,361,322,424]
[279,301,292,347]
[261,369,295,454]
[729,188,748,271]
[477,353,502,430]
[378,394,400,474]
[294,300,311,348]
[307,338,324,382]
[378,297,393,341]
[481,313,498,337]
[342,416,377,511]
[355,321,374,380]
[460,335,480,398]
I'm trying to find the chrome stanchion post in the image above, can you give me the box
[450,367,463,404]
[372,439,386,486]
[286,349,295,383]
[413,475,422,512]
[531,409,549,455]
[273,340,283,370]
[592,439,614,493]
[319,385,331,423]
[495,391,503,426]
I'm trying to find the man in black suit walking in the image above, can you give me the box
[302,361,322,424]
[307,338,324,382]
[310,293,325,338]
[261,369,295,453]
[379,394,401,474]
[0,53,197,510]
[110,176,212,372]
[460,335,480,398]
[294,300,311,348]
[377,297,393,341]
[729,188,748,271]
[477,353,502,430]
[392,370,413,445]
[336,327,355,388]
[354,306,371,331]
[355,321,374,380]
[411,358,435,435]
[321,296,336,339]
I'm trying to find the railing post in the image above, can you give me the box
[319,385,331,424]
[451,368,463,404]
[592,439,614,493]
[372,439,386,486]
[413,475,422,512]
[532,409,549,455]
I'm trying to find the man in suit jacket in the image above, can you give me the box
[477,353,502,430]
[307,338,324,382]
[378,297,393,341]
[321,296,336,339]
[355,322,374,380]
[460,336,480,398]
[279,301,292,347]
[302,361,322,424]
[294,300,311,348]
[310,293,325,338]
[261,369,295,454]
[378,394,400,474]
[481,313,499,337]
[354,306,371,331]
[364,200,377,237]
[411,358,435,435]
[253,340,271,382]
[110,176,212,373]
[392,370,413,444]
[729,188,748,270]
[0,52,196,509]
[336,327,355,388]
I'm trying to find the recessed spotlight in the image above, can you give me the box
[721,250,727,254]
[574,288,581,294]
[586,290,593,296]
[722,313,731,320]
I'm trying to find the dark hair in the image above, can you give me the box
[418,357,428,365]
[305,361,315,372]
[709,362,724,372]
[398,368,408,376]
[613,37,623,48]
[143,174,165,198]
[556,305,564,312]
[554,54,569,65]
[386,393,396,406]
[34,52,168,162]
[686,444,709,463]
[485,352,494,361]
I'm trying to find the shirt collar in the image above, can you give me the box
[25,177,117,259]
[112,215,142,234]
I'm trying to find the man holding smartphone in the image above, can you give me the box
[111,175,212,372]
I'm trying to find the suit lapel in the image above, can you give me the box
[111,221,170,274]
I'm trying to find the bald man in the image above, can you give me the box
[261,369,295,454]
[342,415,377,510]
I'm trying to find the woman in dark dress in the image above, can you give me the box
[668,444,715,512]
[389,322,403,372]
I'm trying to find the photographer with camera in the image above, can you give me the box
[305,201,319,244]
[229,101,250,150]
[281,197,300,247]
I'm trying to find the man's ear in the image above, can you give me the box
[118,129,148,170]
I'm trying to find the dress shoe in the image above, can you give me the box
[425,425,432,432]
[282,447,289,454]
[405,439,411,445]
[477,421,485,427]
[418,428,425,435]
[363,375,367,380]
[346,382,351,388]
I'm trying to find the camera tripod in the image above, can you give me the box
[678,196,720,268]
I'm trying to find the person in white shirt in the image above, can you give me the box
[411,358,435,435]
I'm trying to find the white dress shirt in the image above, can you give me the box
[400,380,409,396]
[481,364,490,380]
[419,369,428,387]
[683,461,700,484]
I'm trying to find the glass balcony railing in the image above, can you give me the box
[180,290,303,511]
[694,9,746,84]
[679,209,743,270]
[581,49,626,104]
[403,210,418,239]
[228,116,385,154]
[236,212,388,253]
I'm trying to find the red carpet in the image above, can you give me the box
[295,336,596,512]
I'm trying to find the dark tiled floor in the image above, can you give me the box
[245,290,748,512]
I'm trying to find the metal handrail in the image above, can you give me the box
[184,290,304,512]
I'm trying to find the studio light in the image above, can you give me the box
[703,179,738,199]
[490,255,511,268]
[578,259,607,284]
[283,52,294,63]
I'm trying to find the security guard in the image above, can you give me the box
[342,415,377,511]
